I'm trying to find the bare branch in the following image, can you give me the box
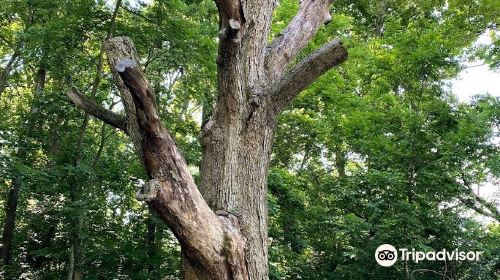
[459,196,499,221]
[269,39,347,112]
[66,87,127,132]
[265,0,334,81]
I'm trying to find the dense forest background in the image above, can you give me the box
[0,0,499,279]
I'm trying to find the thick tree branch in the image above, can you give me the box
[114,59,159,133]
[265,0,334,82]
[105,37,249,279]
[214,6,245,121]
[66,87,127,132]
[214,0,244,67]
[269,39,347,112]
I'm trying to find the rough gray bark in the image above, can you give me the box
[67,0,348,278]
[198,1,346,277]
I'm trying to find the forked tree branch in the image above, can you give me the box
[265,0,334,82]
[66,87,128,132]
[269,39,347,112]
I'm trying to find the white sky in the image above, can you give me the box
[451,64,500,102]
[450,30,500,103]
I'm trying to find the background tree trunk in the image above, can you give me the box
[0,50,19,96]
[1,66,46,268]
[146,214,156,274]
[1,181,19,266]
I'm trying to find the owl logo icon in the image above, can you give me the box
[375,244,398,266]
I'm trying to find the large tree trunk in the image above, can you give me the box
[197,102,276,279]
[192,0,346,277]
[67,0,347,278]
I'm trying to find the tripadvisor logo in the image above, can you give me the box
[375,244,483,267]
[375,244,398,267]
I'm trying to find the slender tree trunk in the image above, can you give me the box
[66,2,122,278]
[0,180,19,266]
[67,184,84,280]
[67,245,74,280]
[335,147,347,178]
[146,215,156,274]
[1,66,46,268]
[0,51,19,95]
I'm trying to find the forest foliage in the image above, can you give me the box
[0,0,499,279]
